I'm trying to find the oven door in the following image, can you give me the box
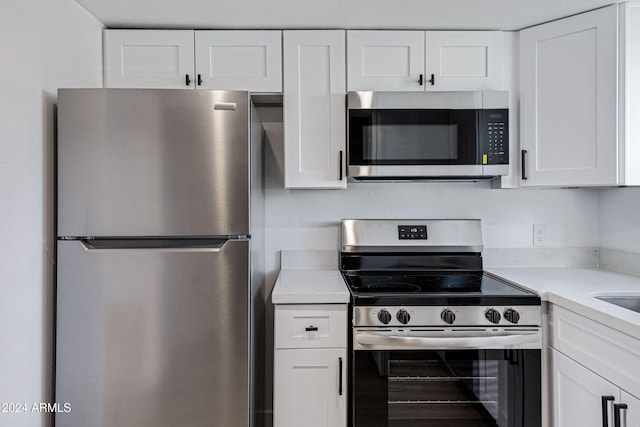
[352,330,541,427]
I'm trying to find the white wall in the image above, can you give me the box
[599,187,640,252]
[0,1,103,425]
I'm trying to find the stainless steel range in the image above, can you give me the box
[340,219,541,427]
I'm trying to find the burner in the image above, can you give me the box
[367,282,421,292]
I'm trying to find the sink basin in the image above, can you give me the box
[595,295,640,314]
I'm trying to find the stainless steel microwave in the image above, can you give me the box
[347,91,509,180]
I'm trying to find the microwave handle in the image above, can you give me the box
[521,149,528,180]
[339,150,343,181]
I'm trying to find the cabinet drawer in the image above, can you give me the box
[549,304,640,398]
[275,304,347,349]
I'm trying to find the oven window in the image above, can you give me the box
[348,109,479,165]
[353,350,540,427]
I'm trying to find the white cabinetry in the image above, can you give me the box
[104,29,282,91]
[194,31,281,91]
[273,304,347,427]
[519,2,640,186]
[347,30,504,91]
[551,348,619,426]
[104,30,195,88]
[549,304,640,425]
[282,31,346,189]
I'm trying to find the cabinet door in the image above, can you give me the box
[194,30,282,92]
[104,30,195,89]
[274,348,346,427]
[551,348,620,427]
[347,31,425,91]
[283,31,346,189]
[621,390,640,426]
[424,31,504,91]
[519,5,618,186]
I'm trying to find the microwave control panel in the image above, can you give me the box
[481,109,509,165]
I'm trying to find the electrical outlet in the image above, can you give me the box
[533,224,547,247]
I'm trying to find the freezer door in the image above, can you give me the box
[57,89,250,237]
[55,239,249,427]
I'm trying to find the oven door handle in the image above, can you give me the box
[356,332,540,349]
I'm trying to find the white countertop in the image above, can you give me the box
[487,267,640,339]
[271,269,350,304]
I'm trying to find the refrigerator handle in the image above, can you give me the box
[78,239,228,253]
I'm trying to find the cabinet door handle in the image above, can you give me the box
[185,74,191,86]
[602,396,615,427]
[197,74,202,86]
[428,73,435,86]
[521,149,528,180]
[339,150,343,181]
[614,403,628,427]
[418,74,424,86]
[305,326,318,332]
[338,357,343,396]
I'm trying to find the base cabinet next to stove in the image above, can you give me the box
[273,304,347,427]
[548,304,640,426]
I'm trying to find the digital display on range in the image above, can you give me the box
[398,225,427,240]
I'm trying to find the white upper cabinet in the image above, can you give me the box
[283,31,346,189]
[520,2,640,188]
[347,31,425,91]
[104,30,196,89]
[424,31,505,91]
[194,31,282,92]
[519,5,618,187]
[347,30,504,91]
[104,29,282,91]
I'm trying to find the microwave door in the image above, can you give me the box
[349,108,484,178]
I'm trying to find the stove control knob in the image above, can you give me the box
[396,309,411,325]
[378,309,392,325]
[441,309,456,325]
[504,308,520,324]
[485,308,501,324]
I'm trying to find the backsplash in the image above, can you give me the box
[599,248,640,277]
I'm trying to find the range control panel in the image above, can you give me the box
[481,109,509,165]
[398,225,427,240]
[354,305,541,327]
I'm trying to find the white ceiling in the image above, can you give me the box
[74,0,615,31]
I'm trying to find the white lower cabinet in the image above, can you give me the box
[549,304,640,426]
[274,348,346,427]
[273,304,347,427]
[551,348,619,426]
[621,391,640,426]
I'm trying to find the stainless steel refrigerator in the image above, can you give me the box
[55,89,264,427]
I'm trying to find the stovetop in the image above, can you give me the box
[343,271,540,306]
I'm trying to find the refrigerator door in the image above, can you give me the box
[55,239,249,427]
[57,89,250,238]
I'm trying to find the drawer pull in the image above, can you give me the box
[602,396,615,427]
[305,326,318,332]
